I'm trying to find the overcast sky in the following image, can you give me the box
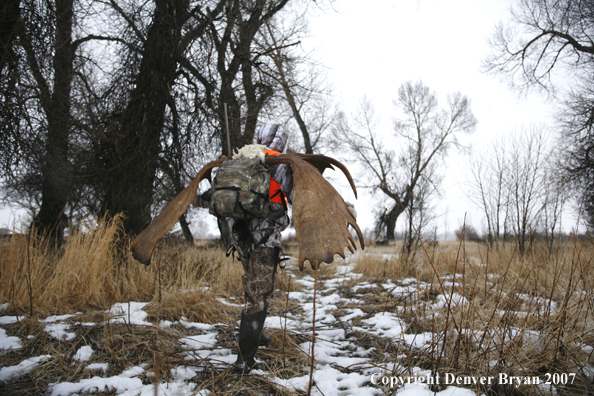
[300,0,568,238]
[1,0,572,238]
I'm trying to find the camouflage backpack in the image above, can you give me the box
[209,157,271,219]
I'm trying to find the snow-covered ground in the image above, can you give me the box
[0,255,558,395]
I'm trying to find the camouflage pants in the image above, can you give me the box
[228,203,288,315]
[239,247,278,315]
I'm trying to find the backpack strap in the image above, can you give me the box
[250,189,268,212]
[271,189,288,212]
[225,244,239,261]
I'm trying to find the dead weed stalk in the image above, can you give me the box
[354,238,594,394]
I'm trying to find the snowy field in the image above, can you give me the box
[0,250,585,395]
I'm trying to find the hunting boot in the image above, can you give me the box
[233,309,267,374]
[259,333,272,347]
[241,291,270,348]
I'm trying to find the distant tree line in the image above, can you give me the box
[0,0,332,242]
[465,126,569,253]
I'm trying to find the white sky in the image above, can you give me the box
[300,0,570,239]
[1,0,574,239]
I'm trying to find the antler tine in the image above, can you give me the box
[346,236,355,253]
[348,221,365,250]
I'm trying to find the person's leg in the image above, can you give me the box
[233,206,287,373]
[234,246,279,373]
[247,206,288,347]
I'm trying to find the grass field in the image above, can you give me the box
[1,217,593,395]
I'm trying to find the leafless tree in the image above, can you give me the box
[194,0,291,154]
[80,0,295,236]
[467,139,507,246]
[506,127,550,254]
[558,83,594,231]
[257,7,337,154]
[466,126,562,254]
[0,0,81,242]
[484,0,594,92]
[401,169,439,263]
[1,0,334,241]
[541,155,568,248]
[335,81,476,240]
[85,0,229,235]
[484,0,594,231]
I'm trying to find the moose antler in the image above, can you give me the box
[131,157,226,265]
[131,153,364,269]
[266,153,364,270]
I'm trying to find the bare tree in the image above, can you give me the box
[484,0,594,231]
[484,0,594,92]
[93,0,228,235]
[467,139,507,246]
[401,169,439,263]
[466,126,562,253]
[0,0,79,242]
[200,0,291,154]
[558,84,594,231]
[335,81,476,240]
[506,127,550,254]
[258,8,336,154]
[541,155,568,248]
[0,0,334,242]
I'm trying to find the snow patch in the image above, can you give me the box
[0,327,22,350]
[45,323,76,341]
[0,355,51,382]
[73,345,93,362]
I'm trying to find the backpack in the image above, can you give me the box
[209,157,271,219]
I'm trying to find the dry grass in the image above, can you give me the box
[0,312,307,396]
[0,215,243,322]
[2,218,594,395]
[353,238,594,395]
[0,217,308,395]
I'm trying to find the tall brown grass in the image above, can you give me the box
[3,217,593,393]
[354,239,594,394]
[0,215,243,322]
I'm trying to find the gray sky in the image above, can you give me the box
[300,0,569,238]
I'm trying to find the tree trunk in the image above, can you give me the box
[31,0,74,243]
[179,213,194,244]
[101,0,187,235]
[386,204,405,241]
[382,187,411,241]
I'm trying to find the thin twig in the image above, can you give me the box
[307,262,319,396]
[26,230,34,317]
[283,275,291,366]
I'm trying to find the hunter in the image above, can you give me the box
[195,123,293,373]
